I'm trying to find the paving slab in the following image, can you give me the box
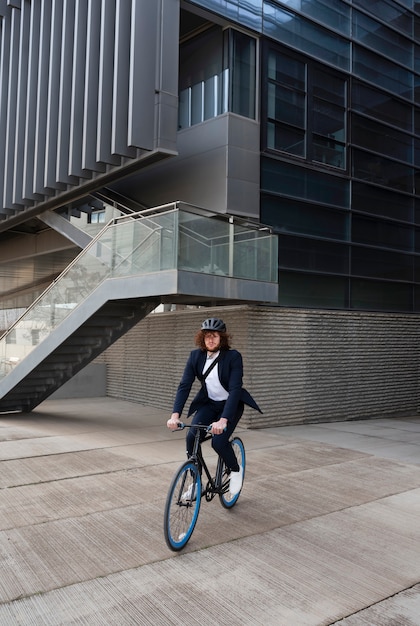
[0,398,419,624]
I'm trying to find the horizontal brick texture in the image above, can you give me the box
[99,305,420,428]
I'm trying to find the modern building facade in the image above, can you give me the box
[0,0,419,425]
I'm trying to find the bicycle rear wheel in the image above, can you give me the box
[164,460,201,551]
[219,436,246,509]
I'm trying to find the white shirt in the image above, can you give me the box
[203,352,229,401]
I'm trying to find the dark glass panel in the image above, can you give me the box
[313,100,345,141]
[267,50,305,90]
[353,46,413,100]
[189,1,263,31]
[351,279,413,311]
[352,81,412,132]
[351,246,413,281]
[267,123,305,156]
[353,10,413,67]
[352,182,414,222]
[230,30,256,118]
[414,227,420,252]
[313,68,346,106]
[352,214,414,251]
[267,83,305,127]
[263,1,350,70]
[414,170,420,195]
[261,195,350,240]
[352,0,413,37]
[278,235,349,273]
[261,158,350,207]
[352,114,413,164]
[352,149,413,192]
[279,271,349,308]
[283,0,351,35]
[415,108,420,135]
[415,43,420,75]
[415,199,420,224]
[312,135,345,168]
[415,254,420,281]
[415,75,420,105]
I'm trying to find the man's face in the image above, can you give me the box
[204,331,221,352]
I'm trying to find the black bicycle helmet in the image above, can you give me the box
[201,317,226,332]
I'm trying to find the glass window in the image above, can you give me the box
[351,279,413,311]
[268,83,306,127]
[263,1,350,70]
[312,135,345,168]
[193,0,264,31]
[415,42,420,74]
[353,10,413,68]
[352,0,413,37]
[265,47,347,169]
[261,158,350,207]
[279,234,349,273]
[352,214,414,251]
[352,81,412,132]
[352,182,414,222]
[287,0,351,35]
[261,195,350,240]
[267,122,305,156]
[279,271,349,308]
[352,148,414,192]
[229,29,256,118]
[89,210,106,224]
[415,74,420,105]
[352,246,413,281]
[313,68,346,106]
[178,26,256,130]
[353,46,413,100]
[351,114,413,164]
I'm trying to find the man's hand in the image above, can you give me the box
[167,413,182,431]
[210,418,228,435]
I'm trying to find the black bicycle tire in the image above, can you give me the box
[164,460,202,551]
[219,436,246,509]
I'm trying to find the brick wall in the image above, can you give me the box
[100,305,420,428]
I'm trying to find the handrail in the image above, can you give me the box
[0,200,278,378]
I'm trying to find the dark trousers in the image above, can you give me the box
[186,399,243,471]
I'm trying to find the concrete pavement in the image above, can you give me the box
[0,398,419,624]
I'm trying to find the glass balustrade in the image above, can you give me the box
[0,203,277,379]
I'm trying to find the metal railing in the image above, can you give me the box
[0,202,278,378]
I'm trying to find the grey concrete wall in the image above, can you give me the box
[111,113,261,221]
[99,305,420,428]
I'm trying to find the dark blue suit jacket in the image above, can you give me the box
[173,348,262,421]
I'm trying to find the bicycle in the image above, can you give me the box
[163,423,246,551]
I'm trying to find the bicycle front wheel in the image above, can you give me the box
[219,436,246,509]
[164,461,201,551]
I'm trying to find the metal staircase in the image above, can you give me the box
[0,202,278,413]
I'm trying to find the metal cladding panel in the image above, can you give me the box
[0,0,179,218]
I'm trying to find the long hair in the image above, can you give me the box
[194,330,232,351]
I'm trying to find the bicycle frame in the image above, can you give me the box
[181,423,228,500]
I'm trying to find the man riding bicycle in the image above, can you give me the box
[167,317,262,496]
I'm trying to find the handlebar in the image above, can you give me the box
[171,422,227,434]
[175,422,212,432]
